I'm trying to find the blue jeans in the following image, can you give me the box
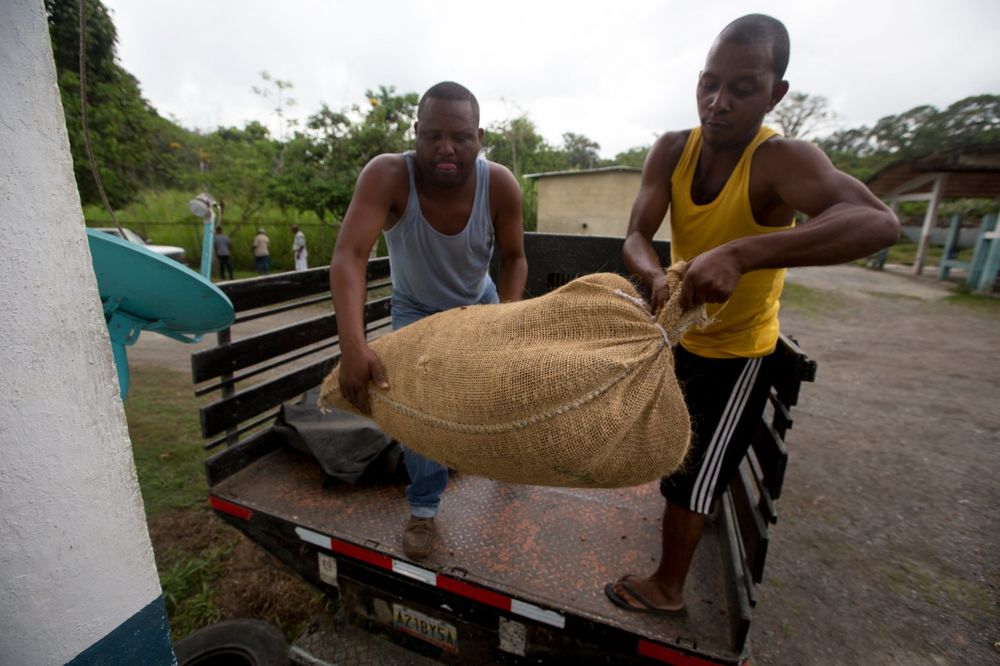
[255,255,270,274]
[392,279,499,518]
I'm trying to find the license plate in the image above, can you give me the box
[392,603,459,654]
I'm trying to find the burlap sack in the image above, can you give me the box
[318,263,706,488]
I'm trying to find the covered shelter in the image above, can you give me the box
[865,144,1000,277]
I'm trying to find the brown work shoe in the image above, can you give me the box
[402,516,436,560]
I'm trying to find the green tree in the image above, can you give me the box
[562,132,601,169]
[483,115,567,176]
[766,91,835,139]
[46,0,174,208]
[347,86,419,164]
[869,105,939,156]
[198,122,277,227]
[614,146,650,168]
[924,95,1000,150]
[252,70,297,142]
[817,94,1000,179]
[274,88,419,222]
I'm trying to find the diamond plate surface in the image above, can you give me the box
[215,446,737,653]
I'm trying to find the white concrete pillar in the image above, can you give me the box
[0,1,174,664]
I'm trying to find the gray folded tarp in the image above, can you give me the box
[274,388,407,485]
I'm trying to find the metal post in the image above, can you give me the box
[913,174,946,276]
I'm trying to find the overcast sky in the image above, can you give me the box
[102,0,999,158]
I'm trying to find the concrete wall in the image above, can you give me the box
[535,171,670,240]
[0,2,173,664]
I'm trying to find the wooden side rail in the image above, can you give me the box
[723,331,816,653]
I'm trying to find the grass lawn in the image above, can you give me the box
[884,237,974,266]
[780,280,846,317]
[124,365,326,640]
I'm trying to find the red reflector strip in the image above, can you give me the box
[638,639,729,665]
[291,530,565,629]
[438,575,511,613]
[330,537,393,571]
[209,496,253,520]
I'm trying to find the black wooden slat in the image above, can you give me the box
[205,428,284,486]
[750,416,789,500]
[720,495,754,652]
[219,266,331,312]
[200,355,339,438]
[204,408,279,450]
[231,278,390,325]
[217,257,391,312]
[493,232,670,298]
[195,340,339,397]
[729,467,769,585]
[192,297,391,383]
[772,333,817,407]
[767,389,794,436]
[196,317,392,397]
[233,293,331,325]
[194,314,335,383]
[745,449,777,524]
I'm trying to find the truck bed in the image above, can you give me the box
[197,234,814,664]
[209,440,741,661]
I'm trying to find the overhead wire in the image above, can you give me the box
[78,0,122,234]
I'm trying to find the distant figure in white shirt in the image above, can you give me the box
[291,224,308,271]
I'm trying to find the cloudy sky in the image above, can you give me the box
[102,0,999,158]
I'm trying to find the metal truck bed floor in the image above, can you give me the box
[212,445,738,655]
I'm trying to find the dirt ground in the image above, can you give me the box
[132,263,1000,665]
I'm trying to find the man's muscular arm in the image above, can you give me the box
[623,132,687,312]
[330,155,401,413]
[489,163,528,302]
[680,139,900,308]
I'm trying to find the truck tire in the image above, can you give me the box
[173,619,289,666]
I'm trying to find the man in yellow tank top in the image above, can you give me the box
[606,14,899,615]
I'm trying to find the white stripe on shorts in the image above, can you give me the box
[690,357,762,513]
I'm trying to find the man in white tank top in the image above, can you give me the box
[331,82,527,560]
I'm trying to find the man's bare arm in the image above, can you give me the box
[489,163,528,302]
[623,132,687,311]
[330,155,401,412]
[680,140,900,308]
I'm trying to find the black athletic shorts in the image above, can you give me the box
[660,344,779,514]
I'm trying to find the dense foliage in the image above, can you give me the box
[816,95,1000,181]
[49,0,998,237]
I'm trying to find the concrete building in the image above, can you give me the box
[525,166,670,241]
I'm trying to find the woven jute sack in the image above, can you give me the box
[318,263,706,488]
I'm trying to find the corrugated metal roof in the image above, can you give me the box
[865,144,1000,199]
[523,165,642,180]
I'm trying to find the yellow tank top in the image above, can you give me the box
[669,125,792,358]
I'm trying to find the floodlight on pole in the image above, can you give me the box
[189,192,218,279]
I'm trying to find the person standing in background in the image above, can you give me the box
[213,225,234,280]
[253,227,270,274]
[292,224,308,271]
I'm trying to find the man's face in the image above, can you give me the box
[696,38,787,149]
[414,98,483,188]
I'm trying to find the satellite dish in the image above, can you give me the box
[87,228,235,398]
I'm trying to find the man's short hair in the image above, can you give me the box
[418,81,480,126]
[718,14,790,80]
